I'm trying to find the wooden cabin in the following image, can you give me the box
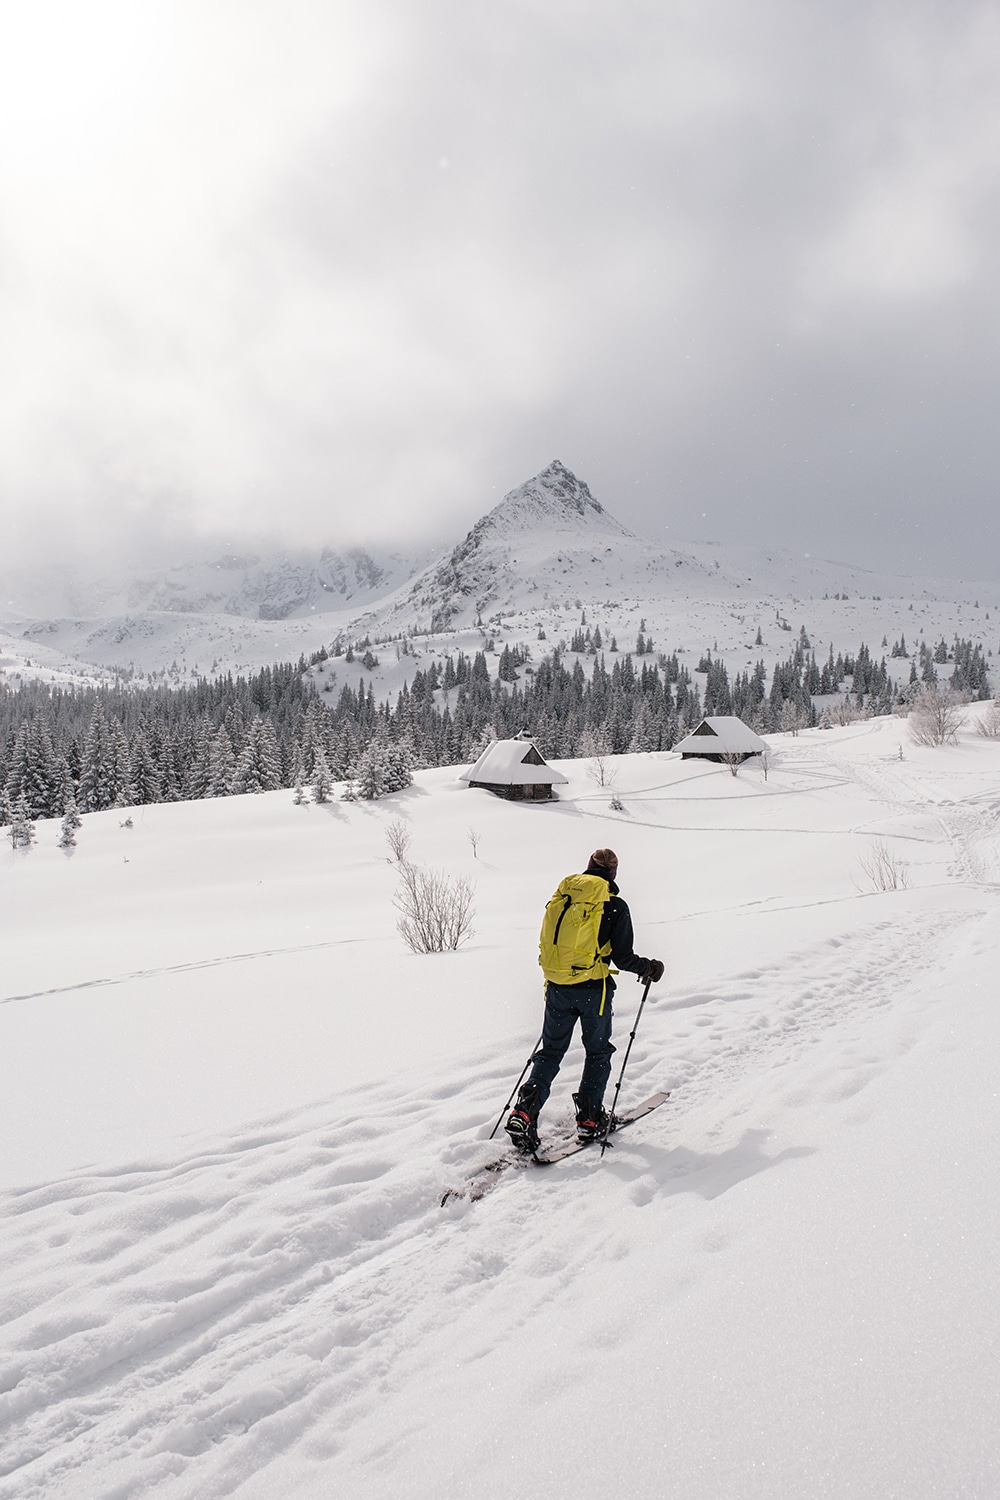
[673,716,767,764]
[459,737,569,801]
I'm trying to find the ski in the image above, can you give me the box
[440,1149,531,1206]
[441,1091,670,1205]
[533,1090,671,1164]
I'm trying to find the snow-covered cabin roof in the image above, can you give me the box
[673,716,767,756]
[459,738,569,786]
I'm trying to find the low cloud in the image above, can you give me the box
[2,0,999,580]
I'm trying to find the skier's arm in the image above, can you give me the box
[606,897,650,976]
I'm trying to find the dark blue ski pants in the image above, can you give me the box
[528,977,616,1109]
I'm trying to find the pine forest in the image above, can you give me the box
[0,634,992,822]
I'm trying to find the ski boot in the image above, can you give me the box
[505,1082,541,1154]
[573,1093,610,1143]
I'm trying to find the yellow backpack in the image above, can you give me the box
[539,874,613,986]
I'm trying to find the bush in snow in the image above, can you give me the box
[385,818,412,862]
[580,727,616,787]
[393,862,475,953]
[975,700,1000,739]
[908,686,965,747]
[826,699,868,727]
[779,699,809,735]
[856,839,910,892]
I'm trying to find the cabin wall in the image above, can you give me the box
[680,752,758,764]
[468,780,555,800]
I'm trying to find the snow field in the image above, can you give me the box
[1,713,999,1497]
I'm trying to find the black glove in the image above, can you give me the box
[640,958,664,984]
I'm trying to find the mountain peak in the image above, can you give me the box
[484,461,631,537]
[385,462,633,631]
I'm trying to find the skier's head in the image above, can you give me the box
[585,847,618,880]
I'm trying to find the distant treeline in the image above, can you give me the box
[0,634,991,821]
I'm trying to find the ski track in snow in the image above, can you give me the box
[810,734,1000,887]
[2,723,998,1497]
[0,938,368,1009]
[0,896,978,1499]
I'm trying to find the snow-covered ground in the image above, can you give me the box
[2,712,999,1497]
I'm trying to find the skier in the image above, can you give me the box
[506,847,664,1151]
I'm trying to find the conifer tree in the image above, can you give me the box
[229,718,282,794]
[7,793,35,850]
[21,720,63,818]
[3,723,30,810]
[129,727,162,805]
[62,792,83,831]
[110,719,135,808]
[312,748,334,803]
[79,705,117,812]
[57,800,79,850]
[206,726,236,797]
[186,720,215,799]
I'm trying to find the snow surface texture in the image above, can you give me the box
[2,461,997,689]
[2,713,1000,1498]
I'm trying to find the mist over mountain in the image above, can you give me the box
[0,543,435,623]
[1,461,996,693]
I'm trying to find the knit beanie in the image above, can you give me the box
[585,847,618,878]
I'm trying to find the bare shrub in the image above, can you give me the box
[721,748,743,777]
[467,827,481,858]
[779,700,808,735]
[394,863,476,953]
[586,753,617,788]
[908,686,965,747]
[858,840,910,892]
[385,818,412,863]
[976,700,1000,739]
[579,727,617,787]
[828,698,867,727]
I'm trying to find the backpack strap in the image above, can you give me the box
[551,893,572,946]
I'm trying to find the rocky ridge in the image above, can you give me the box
[373,459,710,633]
[2,461,995,690]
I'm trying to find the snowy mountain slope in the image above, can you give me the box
[2,712,1000,1497]
[350,459,997,635]
[0,544,433,623]
[7,608,356,687]
[5,461,997,690]
[373,458,643,631]
[0,626,115,689]
[0,542,437,685]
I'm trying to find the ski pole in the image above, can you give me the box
[600,977,652,1157]
[489,1033,543,1139]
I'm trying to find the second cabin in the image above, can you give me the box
[673,715,767,764]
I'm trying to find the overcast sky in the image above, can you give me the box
[2,0,999,580]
